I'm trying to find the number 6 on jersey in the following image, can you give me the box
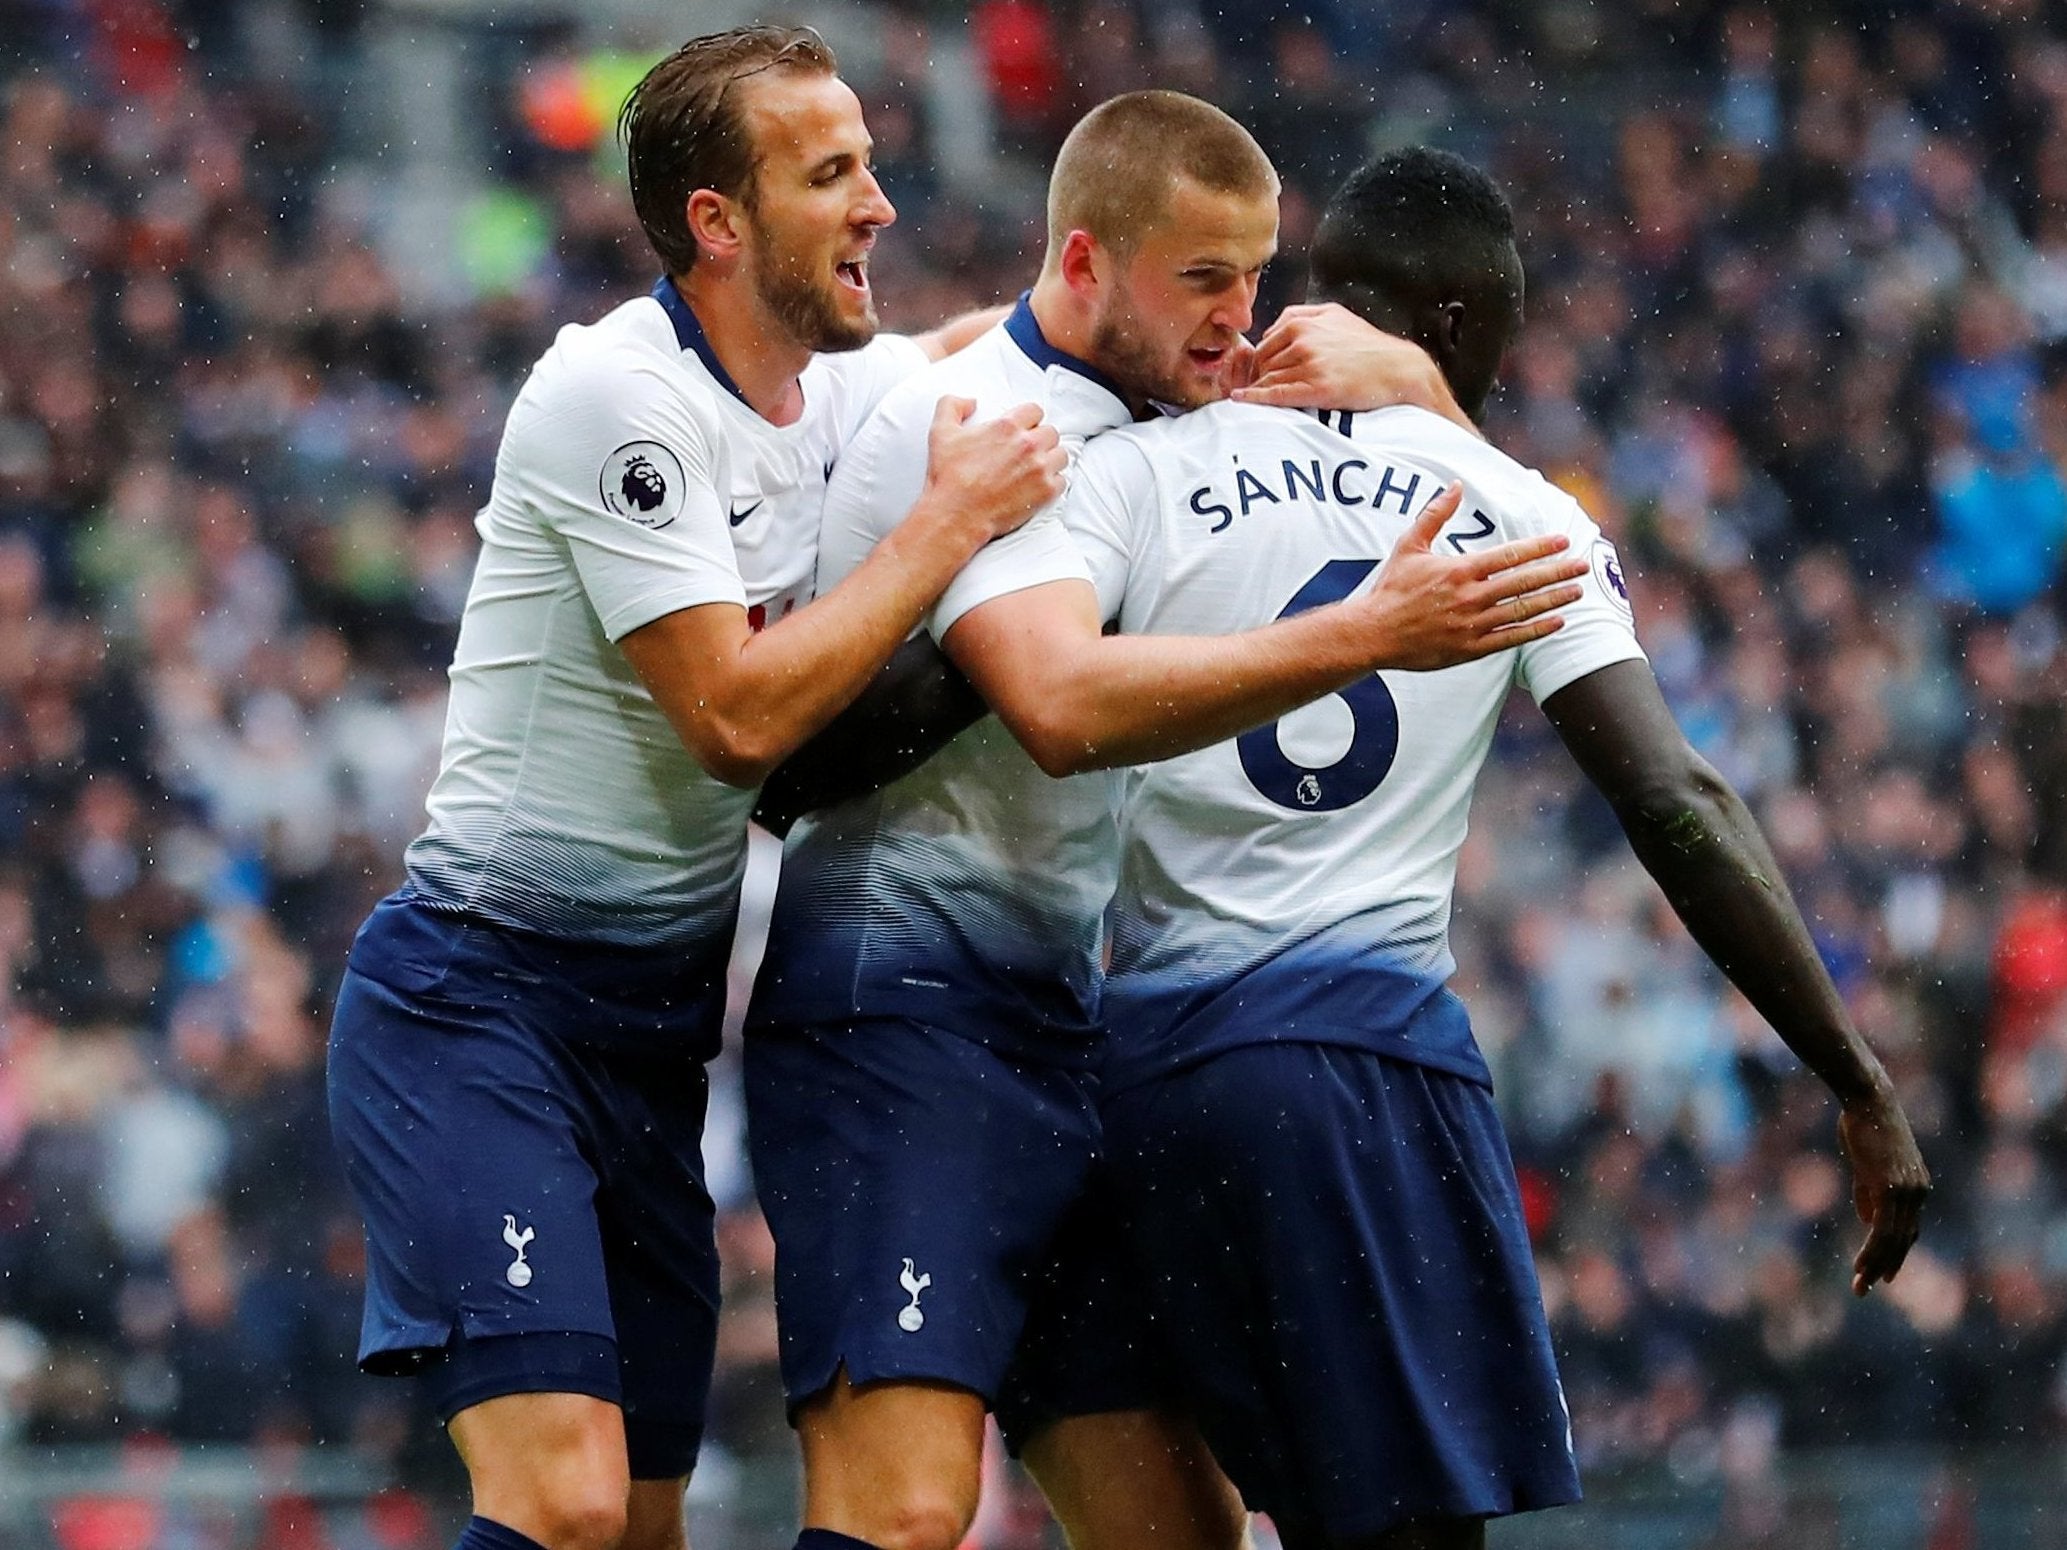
[1237,559,1401,812]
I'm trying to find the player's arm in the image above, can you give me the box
[909,304,1014,362]
[945,484,1586,777]
[1231,303,1480,435]
[621,398,1063,788]
[1542,660,1931,1295]
[751,634,985,836]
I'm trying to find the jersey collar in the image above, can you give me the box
[649,276,755,410]
[1003,292,1130,408]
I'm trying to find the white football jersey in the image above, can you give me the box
[404,279,926,948]
[1060,402,1647,1091]
[749,296,1133,1052]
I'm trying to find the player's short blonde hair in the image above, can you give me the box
[1043,91,1278,267]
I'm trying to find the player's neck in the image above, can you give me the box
[1027,279,1119,396]
[672,271,811,426]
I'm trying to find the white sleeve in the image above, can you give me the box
[815,386,927,597]
[817,333,931,449]
[930,504,1092,641]
[817,387,1094,639]
[518,358,745,642]
[1053,432,1157,624]
[1514,483,1647,703]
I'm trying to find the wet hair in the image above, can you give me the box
[1310,146,1519,314]
[1045,90,1277,261]
[617,25,838,274]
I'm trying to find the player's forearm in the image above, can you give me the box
[1547,662,1897,1109]
[753,634,987,835]
[1614,760,1896,1108]
[1010,608,1382,776]
[715,500,990,781]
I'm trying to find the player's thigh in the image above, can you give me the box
[1104,1046,1579,1542]
[744,1018,1100,1410]
[796,1368,989,1547]
[1022,1409,1248,1550]
[448,1390,631,1550]
[999,1160,1236,1545]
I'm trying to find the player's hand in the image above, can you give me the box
[1838,1090,1931,1297]
[921,395,1067,543]
[1232,304,1479,436]
[1360,483,1587,670]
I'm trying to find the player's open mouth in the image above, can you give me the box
[836,259,870,298]
[1188,345,1229,369]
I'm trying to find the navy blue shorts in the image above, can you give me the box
[1095,1044,1582,1542]
[995,1161,1174,1454]
[743,1017,1101,1413]
[326,895,722,1479]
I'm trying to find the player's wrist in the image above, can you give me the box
[1344,593,1415,673]
[885,490,989,574]
[1833,1062,1900,1112]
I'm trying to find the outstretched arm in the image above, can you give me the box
[946,485,1585,778]
[1542,659,1931,1295]
[752,634,987,836]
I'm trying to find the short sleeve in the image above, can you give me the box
[1054,432,1158,624]
[929,507,1092,640]
[512,355,745,641]
[1514,485,1647,703]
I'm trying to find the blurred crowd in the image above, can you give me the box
[3,0,2067,1539]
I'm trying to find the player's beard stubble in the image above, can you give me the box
[751,221,876,355]
[1089,282,1223,410]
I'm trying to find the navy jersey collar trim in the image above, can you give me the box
[1003,291,1129,406]
[650,276,755,409]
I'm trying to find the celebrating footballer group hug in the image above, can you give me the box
[322,24,1934,1550]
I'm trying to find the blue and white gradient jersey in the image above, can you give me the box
[750,297,1133,1057]
[1062,403,1647,1092]
[404,279,926,949]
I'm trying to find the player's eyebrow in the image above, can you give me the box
[1183,253,1274,275]
[808,141,874,178]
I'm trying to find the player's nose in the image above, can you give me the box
[1215,277,1259,336]
[856,166,896,229]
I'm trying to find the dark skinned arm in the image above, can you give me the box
[1541,659,1931,1296]
[751,633,987,838]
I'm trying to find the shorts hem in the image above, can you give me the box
[418,1330,625,1426]
[784,1349,1001,1422]
[624,1417,705,1481]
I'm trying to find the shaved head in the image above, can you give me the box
[1044,91,1278,270]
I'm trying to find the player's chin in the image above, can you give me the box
[811,293,880,353]
[1167,356,1237,408]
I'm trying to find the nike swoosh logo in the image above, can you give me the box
[728,499,763,527]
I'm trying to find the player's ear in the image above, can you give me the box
[1437,300,1468,357]
[686,188,745,266]
[1057,229,1106,298]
